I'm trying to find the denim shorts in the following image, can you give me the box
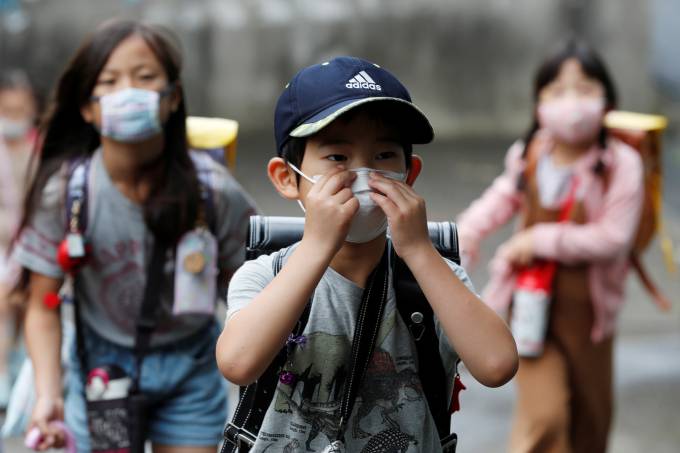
[65,321,227,452]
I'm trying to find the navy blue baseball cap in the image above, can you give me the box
[274,56,434,156]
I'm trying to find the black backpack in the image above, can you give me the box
[223,216,462,452]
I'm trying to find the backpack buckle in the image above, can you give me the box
[441,432,458,452]
[409,311,426,341]
[224,422,257,449]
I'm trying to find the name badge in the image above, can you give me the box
[173,228,218,316]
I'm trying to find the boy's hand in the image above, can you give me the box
[368,172,432,261]
[302,167,359,256]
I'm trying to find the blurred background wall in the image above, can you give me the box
[2,0,679,207]
[1,0,678,137]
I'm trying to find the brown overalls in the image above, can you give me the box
[509,169,614,453]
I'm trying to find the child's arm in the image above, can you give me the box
[456,142,524,263]
[370,173,518,387]
[513,146,643,265]
[216,168,358,385]
[24,272,68,450]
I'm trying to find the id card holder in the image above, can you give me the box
[173,228,218,315]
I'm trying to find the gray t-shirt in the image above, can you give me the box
[14,149,258,347]
[227,245,477,452]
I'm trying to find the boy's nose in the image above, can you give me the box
[347,157,374,170]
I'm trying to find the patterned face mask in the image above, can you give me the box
[93,86,172,143]
[289,163,405,243]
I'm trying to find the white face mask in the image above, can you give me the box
[289,163,406,243]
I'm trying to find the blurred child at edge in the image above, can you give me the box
[0,69,39,408]
[457,40,644,453]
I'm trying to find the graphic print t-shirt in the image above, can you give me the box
[227,245,476,452]
[14,149,257,347]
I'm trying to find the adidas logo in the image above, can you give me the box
[345,71,382,91]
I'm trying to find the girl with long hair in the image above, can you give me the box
[12,19,256,452]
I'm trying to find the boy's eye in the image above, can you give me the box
[97,79,115,86]
[326,154,347,162]
[376,151,397,160]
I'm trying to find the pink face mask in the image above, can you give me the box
[537,97,605,146]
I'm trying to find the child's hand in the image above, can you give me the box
[499,229,534,266]
[302,167,359,256]
[368,172,432,261]
[29,395,65,451]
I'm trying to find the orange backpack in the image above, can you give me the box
[604,111,675,310]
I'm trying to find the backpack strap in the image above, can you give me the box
[390,229,461,450]
[64,157,91,237]
[630,254,672,311]
[222,247,311,453]
[65,157,92,381]
[392,250,455,443]
[518,137,542,229]
[601,165,672,311]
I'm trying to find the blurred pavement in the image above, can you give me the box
[2,134,679,452]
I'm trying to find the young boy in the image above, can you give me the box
[217,56,518,452]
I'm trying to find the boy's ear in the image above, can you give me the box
[405,154,423,186]
[267,157,300,200]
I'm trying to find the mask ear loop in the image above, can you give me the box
[287,162,316,213]
[296,200,307,213]
[287,162,316,184]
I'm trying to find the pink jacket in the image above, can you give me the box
[457,132,644,342]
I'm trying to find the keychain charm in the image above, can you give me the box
[58,184,90,273]
[57,237,89,273]
[449,373,466,414]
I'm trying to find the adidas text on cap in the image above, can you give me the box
[274,56,434,156]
